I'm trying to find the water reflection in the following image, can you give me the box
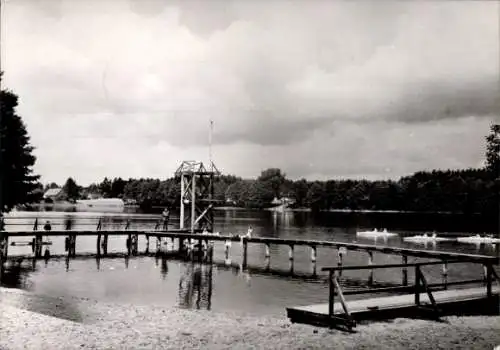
[0,259,32,289]
[178,263,213,310]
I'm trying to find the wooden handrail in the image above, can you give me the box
[322,259,495,272]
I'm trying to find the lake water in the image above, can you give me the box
[0,209,498,321]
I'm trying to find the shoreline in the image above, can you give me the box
[1,287,499,349]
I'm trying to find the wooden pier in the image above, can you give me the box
[286,260,500,331]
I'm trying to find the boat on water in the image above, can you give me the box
[356,228,398,238]
[456,234,500,244]
[403,233,453,243]
[75,198,125,213]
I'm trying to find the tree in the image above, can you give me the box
[0,76,41,212]
[485,124,500,178]
[62,177,80,201]
[99,177,113,198]
[258,168,286,198]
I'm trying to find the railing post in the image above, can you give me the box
[33,218,38,231]
[415,265,420,306]
[288,245,294,261]
[310,245,317,263]
[125,219,130,231]
[242,238,248,269]
[486,263,492,298]
[368,251,374,286]
[442,262,448,290]
[402,255,408,286]
[96,218,102,231]
[329,270,334,319]
[265,243,270,259]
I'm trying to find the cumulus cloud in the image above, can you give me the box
[1,0,498,184]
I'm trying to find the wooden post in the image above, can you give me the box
[224,240,231,260]
[310,246,317,263]
[415,265,420,305]
[0,233,8,261]
[368,251,374,286]
[97,233,102,256]
[328,270,334,319]
[242,238,248,269]
[126,233,132,255]
[69,235,76,258]
[265,244,270,259]
[145,234,150,253]
[132,234,138,256]
[442,262,448,290]
[486,264,492,298]
[288,245,294,261]
[125,220,131,230]
[102,234,108,256]
[35,234,43,258]
[33,218,38,231]
[198,239,203,261]
[96,218,102,231]
[337,249,343,277]
[402,255,408,286]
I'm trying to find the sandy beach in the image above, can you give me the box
[1,287,499,350]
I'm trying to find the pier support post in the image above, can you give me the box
[224,240,231,260]
[131,234,138,256]
[402,255,408,286]
[337,248,343,276]
[442,262,448,289]
[35,234,43,258]
[368,251,374,286]
[0,233,8,262]
[102,234,108,256]
[156,237,161,254]
[126,233,132,256]
[97,233,102,256]
[310,246,317,263]
[242,239,248,269]
[288,245,294,261]
[69,235,76,258]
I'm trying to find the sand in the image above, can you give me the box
[1,287,500,350]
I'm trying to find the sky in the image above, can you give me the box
[1,0,499,186]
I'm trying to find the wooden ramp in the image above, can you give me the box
[287,286,500,328]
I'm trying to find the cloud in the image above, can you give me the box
[1,0,498,184]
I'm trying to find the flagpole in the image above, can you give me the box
[209,119,213,169]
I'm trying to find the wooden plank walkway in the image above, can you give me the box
[287,286,500,327]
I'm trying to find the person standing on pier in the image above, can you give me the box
[43,221,52,231]
[162,207,170,231]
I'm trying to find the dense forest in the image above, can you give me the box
[46,124,499,216]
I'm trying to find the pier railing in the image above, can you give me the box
[0,215,170,232]
[321,259,500,330]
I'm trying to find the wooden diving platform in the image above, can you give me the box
[286,260,500,331]
[287,286,500,328]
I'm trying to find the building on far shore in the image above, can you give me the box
[43,187,63,202]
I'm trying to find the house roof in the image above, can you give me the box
[43,188,62,197]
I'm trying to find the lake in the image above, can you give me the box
[0,209,498,322]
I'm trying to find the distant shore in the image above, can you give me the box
[1,287,499,349]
